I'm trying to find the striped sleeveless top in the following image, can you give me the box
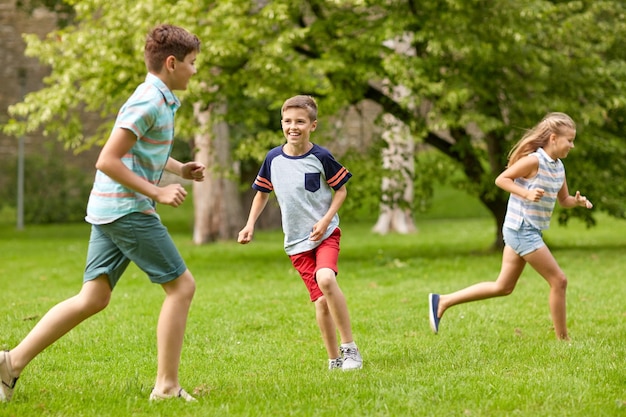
[503,147,565,231]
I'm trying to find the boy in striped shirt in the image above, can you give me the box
[1,24,203,403]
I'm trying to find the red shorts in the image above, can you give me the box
[289,227,341,302]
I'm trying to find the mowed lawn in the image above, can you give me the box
[0,190,624,417]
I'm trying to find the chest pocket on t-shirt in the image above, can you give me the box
[304,172,321,192]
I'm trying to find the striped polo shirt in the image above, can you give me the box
[503,147,565,231]
[253,144,352,255]
[86,73,180,225]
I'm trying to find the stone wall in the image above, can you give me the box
[0,0,99,173]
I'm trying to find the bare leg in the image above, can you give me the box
[153,270,195,395]
[316,268,353,345]
[314,296,340,359]
[9,276,112,375]
[523,246,569,340]
[438,246,526,318]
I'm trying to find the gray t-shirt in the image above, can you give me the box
[253,144,352,255]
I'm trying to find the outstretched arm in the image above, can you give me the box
[166,157,205,182]
[238,191,271,244]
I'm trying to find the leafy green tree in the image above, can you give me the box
[4,0,626,247]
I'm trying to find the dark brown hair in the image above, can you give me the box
[281,95,318,121]
[144,24,200,72]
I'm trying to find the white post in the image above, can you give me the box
[16,68,27,230]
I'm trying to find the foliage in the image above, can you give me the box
[0,152,92,224]
[338,142,384,221]
[2,0,626,236]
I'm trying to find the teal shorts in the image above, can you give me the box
[84,212,187,289]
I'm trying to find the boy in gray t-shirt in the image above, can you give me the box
[238,95,363,370]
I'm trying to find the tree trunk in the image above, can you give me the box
[479,192,508,251]
[192,102,244,244]
[372,114,417,235]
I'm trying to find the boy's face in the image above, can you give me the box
[281,107,317,146]
[169,51,198,91]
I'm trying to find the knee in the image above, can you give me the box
[494,281,516,296]
[316,270,336,293]
[500,285,515,296]
[178,275,196,301]
[82,292,111,314]
[78,279,111,314]
[171,272,196,301]
[552,273,568,292]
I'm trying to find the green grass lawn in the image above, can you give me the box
[0,190,624,416]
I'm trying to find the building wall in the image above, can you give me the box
[0,0,99,174]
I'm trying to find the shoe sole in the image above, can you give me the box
[428,293,439,334]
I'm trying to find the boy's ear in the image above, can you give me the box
[311,120,318,130]
[165,55,177,72]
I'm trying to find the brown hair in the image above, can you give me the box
[144,24,201,73]
[281,95,318,121]
[507,112,576,166]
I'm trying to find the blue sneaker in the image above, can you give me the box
[428,293,441,334]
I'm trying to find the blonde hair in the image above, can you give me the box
[507,112,576,166]
[281,95,318,121]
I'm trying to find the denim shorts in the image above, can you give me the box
[502,223,545,256]
[84,212,187,289]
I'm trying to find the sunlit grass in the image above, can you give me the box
[0,192,624,416]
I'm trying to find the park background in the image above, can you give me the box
[1,0,625,415]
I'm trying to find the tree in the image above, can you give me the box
[3,0,248,241]
[4,0,626,248]
[371,113,416,235]
[198,0,626,248]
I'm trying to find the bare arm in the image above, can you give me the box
[95,127,187,207]
[166,157,206,182]
[310,185,348,242]
[237,191,271,244]
[556,177,593,209]
[495,155,545,202]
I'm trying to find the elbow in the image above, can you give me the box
[95,155,113,174]
[94,156,108,173]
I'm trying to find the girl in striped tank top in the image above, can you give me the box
[429,113,592,340]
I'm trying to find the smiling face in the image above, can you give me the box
[281,107,317,153]
[549,127,576,159]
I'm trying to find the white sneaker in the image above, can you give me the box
[340,346,363,371]
[149,387,196,402]
[328,357,343,370]
[0,351,18,403]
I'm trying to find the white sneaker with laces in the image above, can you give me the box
[340,346,363,371]
[328,357,343,370]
